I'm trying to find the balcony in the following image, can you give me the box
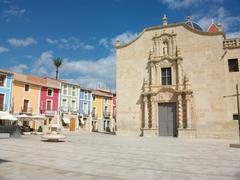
[83,112,90,117]
[223,38,240,49]
[103,112,111,119]
[45,110,57,117]
[69,107,78,115]
[60,106,69,113]
[21,107,32,115]
[0,104,7,112]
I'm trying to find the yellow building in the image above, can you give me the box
[91,89,113,132]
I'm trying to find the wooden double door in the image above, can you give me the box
[158,103,177,137]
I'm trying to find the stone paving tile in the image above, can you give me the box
[0,132,240,180]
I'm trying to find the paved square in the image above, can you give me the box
[0,133,240,180]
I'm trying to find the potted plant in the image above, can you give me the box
[36,126,43,135]
[23,127,31,135]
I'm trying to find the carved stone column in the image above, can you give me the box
[178,94,183,129]
[143,96,148,128]
[177,59,182,91]
[148,96,152,128]
[150,96,157,128]
[156,65,160,85]
[186,94,192,129]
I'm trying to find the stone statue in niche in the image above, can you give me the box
[163,41,169,56]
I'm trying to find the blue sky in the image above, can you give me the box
[0,0,240,90]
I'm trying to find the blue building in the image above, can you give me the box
[0,70,13,112]
[79,87,92,130]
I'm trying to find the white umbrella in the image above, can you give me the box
[15,114,32,121]
[32,115,47,120]
[0,113,17,121]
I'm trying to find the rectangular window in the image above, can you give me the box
[47,89,53,96]
[161,67,172,85]
[228,59,239,72]
[25,84,30,92]
[0,74,6,87]
[46,100,52,111]
[72,87,76,96]
[92,95,96,101]
[0,94,4,111]
[104,98,108,104]
[63,85,67,95]
[72,100,76,108]
[84,91,88,99]
[83,102,88,114]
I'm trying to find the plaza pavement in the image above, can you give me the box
[0,132,240,180]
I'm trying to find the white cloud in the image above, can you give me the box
[99,32,138,50]
[193,6,240,34]
[61,53,116,89]
[113,31,138,45]
[9,64,28,73]
[160,0,223,9]
[2,6,26,22]
[31,51,55,77]
[46,38,58,44]
[0,46,9,53]
[46,37,94,50]
[8,37,37,47]
[226,31,240,39]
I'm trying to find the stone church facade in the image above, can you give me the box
[116,16,240,138]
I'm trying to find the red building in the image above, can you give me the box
[40,78,60,125]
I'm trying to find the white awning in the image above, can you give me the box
[63,117,70,124]
[0,112,17,121]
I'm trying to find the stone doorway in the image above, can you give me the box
[158,102,177,137]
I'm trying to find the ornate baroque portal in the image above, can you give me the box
[141,31,196,137]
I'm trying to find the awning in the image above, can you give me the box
[32,115,46,120]
[63,117,70,124]
[0,112,17,121]
[15,114,32,121]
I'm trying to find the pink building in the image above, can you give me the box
[40,78,60,124]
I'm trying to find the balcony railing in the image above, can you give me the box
[103,112,111,119]
[0,104,7,111]
[45,110,57,117]
[21,107,32,114]
[83,112,89,117]
[60,106,78,115]
[70,107,78,115]
[223,38,240,49]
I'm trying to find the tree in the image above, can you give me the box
[53,57,63,80]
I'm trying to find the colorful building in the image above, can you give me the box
[79,87,92,130]
[59,81,80,131]
[12,73,43,116]
[0,70,13,125]
[40,78,61,125]
[0,70,13,113]
[91,89,114,132]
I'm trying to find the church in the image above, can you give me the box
[116,16,240,138]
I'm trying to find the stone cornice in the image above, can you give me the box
[116,22,226,49]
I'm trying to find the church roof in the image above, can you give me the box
[207,19,219,33]
[185,16,203,32]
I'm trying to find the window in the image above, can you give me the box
[47,89,53,96]
[63,85,67,95]
[72,87,76,96]
[228,59,239,72]
[46,100,52,111]
[83,102,88,114]
[72,100,76,108]
[62,99,67,107]
[0,74,6,87]
[92,95,96,101]
[104,98,108,104]
[25,84,30,92]
[161,67,172,85]
[84,91,88,99]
